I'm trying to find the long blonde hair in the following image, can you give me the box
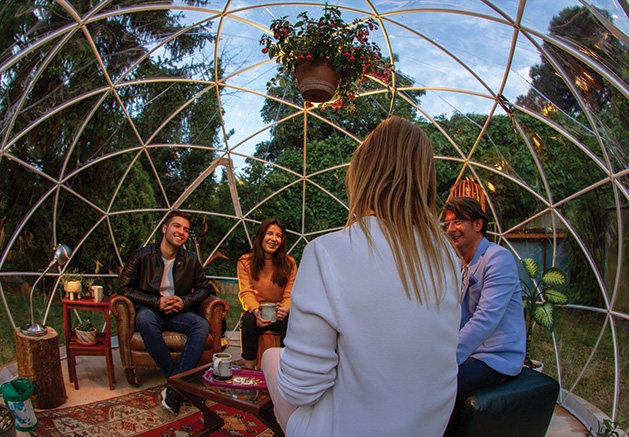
[345,116,459,305]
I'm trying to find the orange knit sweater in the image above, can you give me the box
[237,254,296,312]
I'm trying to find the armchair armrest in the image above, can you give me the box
[110,294,136,367]
[199,295,229,353]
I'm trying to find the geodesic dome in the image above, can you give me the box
[1,0,627,429]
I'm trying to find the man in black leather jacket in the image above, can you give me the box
[118,210,215,415]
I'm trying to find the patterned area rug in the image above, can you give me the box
[28,385,274,437]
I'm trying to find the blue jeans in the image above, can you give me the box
[457,357,516,398]
[135,306,209,378]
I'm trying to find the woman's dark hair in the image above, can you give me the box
[249,218,293,287]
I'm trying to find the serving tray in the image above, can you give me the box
[202,368,267,390]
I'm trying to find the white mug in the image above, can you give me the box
[260,303,277,322]
[92,285,104,302]
[212,352,232,381]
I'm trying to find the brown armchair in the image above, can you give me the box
[111,294,229,386]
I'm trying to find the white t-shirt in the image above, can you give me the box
[160,257,175,297]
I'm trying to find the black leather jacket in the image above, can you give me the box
[118,242,215,312]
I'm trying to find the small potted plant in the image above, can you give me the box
[61,269,83,301]
[74,319,96,346]
[83,277,95,296]
[521,257,568,370]
[260,5,391,112]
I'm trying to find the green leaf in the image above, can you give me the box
[544,288,569,305]
[542,267,568,286]
[75,319,94,331]
[533,302,555,332]
[522,257,539,279]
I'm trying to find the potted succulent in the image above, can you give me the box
[260,5,391,112]
[74,319,96,346]
[83,277,95,295]
[61,269,83,300]
[521,257,568,370]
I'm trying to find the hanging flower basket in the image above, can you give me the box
[295,59,341,102]
[260,5,391,111]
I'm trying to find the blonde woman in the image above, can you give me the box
[262,116,462,436]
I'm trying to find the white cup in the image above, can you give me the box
[213,352,232,381]
[92,285,104,302]
[260,303,277,322]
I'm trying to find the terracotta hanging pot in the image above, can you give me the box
[295,59,341,103]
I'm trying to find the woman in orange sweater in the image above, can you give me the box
[237,218,297,369]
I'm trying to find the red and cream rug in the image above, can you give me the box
[28,385,274,436]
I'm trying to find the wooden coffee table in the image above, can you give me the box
[168,363,284,437]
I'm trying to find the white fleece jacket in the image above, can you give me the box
[276,217,462,437]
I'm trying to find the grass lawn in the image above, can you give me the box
[0,282,66,365]
[216,290,242,332]
[529,307,628,423]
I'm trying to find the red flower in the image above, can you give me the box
[299,54,305,61]
[262,48,269,54]
[343,52,350,58]
[349,56,356,62]
[331,100,345,110]
[306,54,313,60]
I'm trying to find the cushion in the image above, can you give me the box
[447,367,559,437]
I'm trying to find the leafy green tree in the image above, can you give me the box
[516,6,617,115]
[515,5,626,306]
[516,5,628,175]
[0,0,222,276]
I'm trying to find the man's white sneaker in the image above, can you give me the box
[161,387,181,415]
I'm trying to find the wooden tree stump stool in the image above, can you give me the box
[14,327,67,409]
[255,331,281,368]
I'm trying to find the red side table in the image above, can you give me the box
[62,297,116,390]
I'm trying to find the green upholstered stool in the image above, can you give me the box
[445,367,560,437]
